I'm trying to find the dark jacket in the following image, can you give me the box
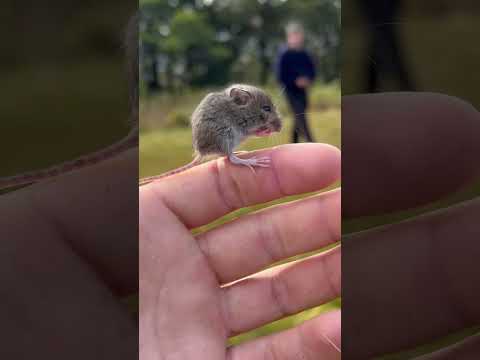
[276,46,316,94]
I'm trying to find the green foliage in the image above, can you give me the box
[139,0,340,91]
[164,10,214,52]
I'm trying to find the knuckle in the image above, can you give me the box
[270,271,293,317]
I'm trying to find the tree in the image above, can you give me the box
[139,0,341,91]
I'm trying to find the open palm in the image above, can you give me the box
[139,143,341,359]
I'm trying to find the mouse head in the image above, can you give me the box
[226,84,282,136]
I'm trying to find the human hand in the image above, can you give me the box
[342,92,480,358]
[295,76,311,88]
[139,143,341,359]
[0,149,138,359]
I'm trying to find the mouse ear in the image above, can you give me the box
[229,87,252,106]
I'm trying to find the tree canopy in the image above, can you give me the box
[139,0,340,92]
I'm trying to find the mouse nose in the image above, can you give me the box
[270,118,282,132]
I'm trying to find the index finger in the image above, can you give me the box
[343,92,480,218]
[141,143,340,229]
[343,197,480,358]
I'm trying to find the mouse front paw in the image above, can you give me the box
[228,154,271,173]
[249,156,271,167]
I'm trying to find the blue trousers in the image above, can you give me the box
[286,91,315,143]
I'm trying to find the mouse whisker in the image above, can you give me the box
[269,86,286,110]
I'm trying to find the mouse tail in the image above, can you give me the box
[0,126,138,192]
[139,155,202,186]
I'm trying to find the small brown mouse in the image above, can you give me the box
[139,84,282,186]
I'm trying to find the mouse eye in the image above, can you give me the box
[262,105,271,112]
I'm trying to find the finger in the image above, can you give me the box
[143,143,340,228]
[343,197,480,358]
[227,309,341,360]
[10,149,139,295]
[416,333,480,360]
[0,191,138,357]
[222,246,340,336]
[139,193,227,360]
[343,92,480,217]
[198,189,340,283]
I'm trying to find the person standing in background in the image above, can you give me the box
[276,22,316,143]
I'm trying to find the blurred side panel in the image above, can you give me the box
[0,1,138,359]
[343,0,480,358]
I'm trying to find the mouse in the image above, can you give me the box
[139,84,282,186]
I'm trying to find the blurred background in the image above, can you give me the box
[0,1,135,183]
[344,0,480,232]
[344,0,480,101]
[139,0,341,178]
[343,1,480,358]
[139,0,340,347]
